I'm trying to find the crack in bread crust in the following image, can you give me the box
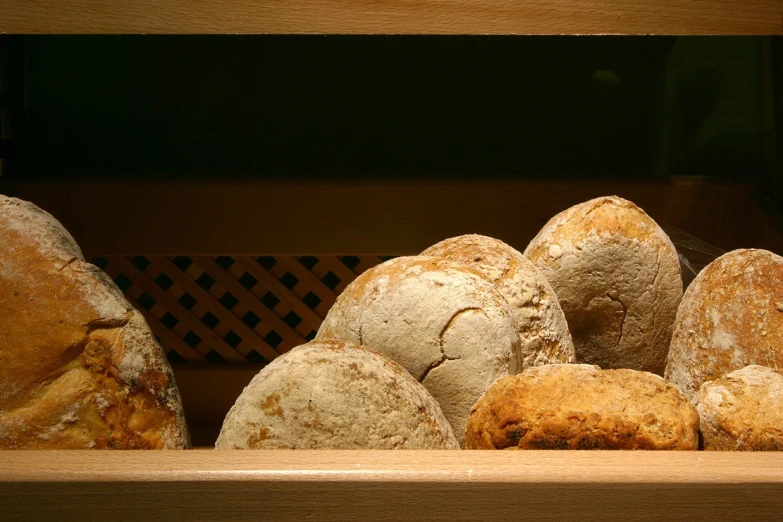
[524,196,682,375]
[316,256,520,445]
[422,234,575,368]
[0,195,189,449]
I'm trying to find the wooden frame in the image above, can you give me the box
[1,1,782,35]
[1,451,782,519]
[2,4,783,519]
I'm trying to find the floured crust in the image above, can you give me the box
[316,256,520,445]
[665,249,783,399]
[0,195,189,449]
[215,340,459,449]
[693,365,783,451]
[422,234,575,367]
[524,196,683,374]
[465,364,699,450]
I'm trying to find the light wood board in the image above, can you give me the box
[0,0,781,35]
[0,451,781,520]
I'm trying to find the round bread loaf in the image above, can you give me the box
[215,340,459,449]
[693,365,783,451]
[0,195,189,449]
[465,364,699,450]
[524,196,682,374]
[316,256,520,444]
[422,234,575,367]
[665,249,783,399]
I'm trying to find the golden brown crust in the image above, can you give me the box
[465,364,698,450]
[0,195,189,449]
[665,249,783,399]
[693,365,783,451]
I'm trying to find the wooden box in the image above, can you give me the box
[1,2,783,520]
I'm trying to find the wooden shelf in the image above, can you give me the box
[1,4,781,517]
[2,177,781,258]
[1,450,781,519]
[0,1,781,35]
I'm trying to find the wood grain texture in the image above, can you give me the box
[0,0,781,35]
[0,451,781,520]
[2,178,782,259]
[111,256,248,363]
[225,255,327,328]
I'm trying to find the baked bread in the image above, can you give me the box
[693,365,783,451]
[316,256,520,444]
[666,249,783,399]
[465,364,698,450]
[421,234,575,367]
[524,196,682,374]
[0,195,189,449]
[215,340,459,449]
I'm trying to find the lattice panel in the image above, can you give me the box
[94,255,391,364]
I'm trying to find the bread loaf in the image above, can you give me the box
[693,365,783,451]
[465,364,698,450]
[317,256,520,444]
[421,234,575,367]
[0,195,189,449]
[665,249,783,398]
[215,340,459,449]
[524,196,682,374]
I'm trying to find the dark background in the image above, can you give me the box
[0,35,772,180]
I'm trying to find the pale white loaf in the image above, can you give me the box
[215,340,459,449]
[693,365,783,451]
[316,256,520,444]
[422,234,575,367]
[524,196,682,374]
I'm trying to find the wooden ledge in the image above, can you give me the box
[0,1,781,35]
[1,451,782,519]
[1,449,782,483]
[2,177,782,258]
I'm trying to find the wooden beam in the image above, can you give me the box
[2,178,782,258]
[0,451,781,520]
[0,1,781,35]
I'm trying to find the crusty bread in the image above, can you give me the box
[215,340,459,449]
[0,195,189,449]
[693,365,783,451]
[421,234,575,367]
[316,256,520,444]
[665,249,783,399]
[524,196,682,374]
[465,364,699,450]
